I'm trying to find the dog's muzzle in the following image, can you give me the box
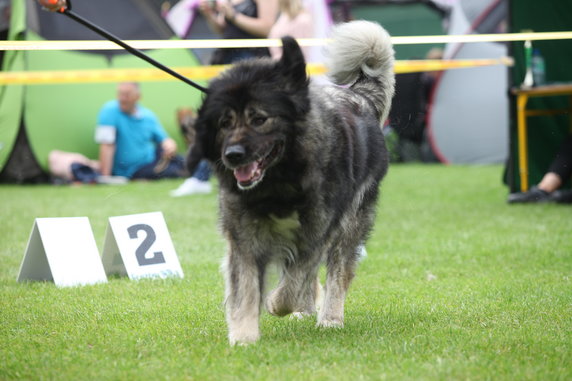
[223,142,284,191]
[224,144,246,165]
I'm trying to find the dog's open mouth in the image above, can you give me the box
[233,143,283,190]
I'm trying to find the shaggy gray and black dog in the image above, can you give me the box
[187,21,395,345]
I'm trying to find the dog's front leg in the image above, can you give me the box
[224,248,264,345]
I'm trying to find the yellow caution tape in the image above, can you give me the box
[0,65,226,85]
[0,59,513,85]
[0,31,571,51]
[396,57,514,73]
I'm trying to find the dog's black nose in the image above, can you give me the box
[224,144,246,164]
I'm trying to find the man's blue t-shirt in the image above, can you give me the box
[95,100,167,178]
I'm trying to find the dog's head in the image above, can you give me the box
[187,37,309,191]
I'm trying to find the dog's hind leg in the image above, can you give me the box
[223,247,266,345]
[266,260,321,318]
[317,246,359,328]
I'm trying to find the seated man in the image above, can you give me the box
[95,82,186,180]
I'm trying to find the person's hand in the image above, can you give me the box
[198,0,217,16]
[218,1,236,21]
[38,0,67,12]
[198,0,226,35]
[161,138,178,159]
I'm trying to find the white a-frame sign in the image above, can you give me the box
[101,211,184,280]
[17,217,108,287]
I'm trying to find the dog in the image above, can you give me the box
[186,21,395,345]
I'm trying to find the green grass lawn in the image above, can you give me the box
[1,164,570,380]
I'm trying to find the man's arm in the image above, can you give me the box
[98,143,116,176]
[160,138,178,159]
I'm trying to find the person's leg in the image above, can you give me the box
[154,155,187,179]
[537,172,562,193]
[508,135,572,203]
[544,135,572,188]
[170,160,213,197]
[131,161,159,180]
[133,149,187,180]
[191,160,211,181]
[546,135,572,203]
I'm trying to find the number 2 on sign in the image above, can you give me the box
[127,224,166,266]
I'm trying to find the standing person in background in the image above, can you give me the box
[198,0,279,64]
[268,0,313,60]
[170,0,279,197]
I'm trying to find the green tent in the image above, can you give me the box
[329,0,446,60]
[506,0,572,192]
[0,0,205,182]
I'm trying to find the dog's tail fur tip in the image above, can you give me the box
[326,21,395,86]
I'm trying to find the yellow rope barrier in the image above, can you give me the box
[0,59,513,85]
[4,28,561,85]
[0,31,571,51]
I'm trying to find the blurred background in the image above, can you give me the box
[0,0,571,194]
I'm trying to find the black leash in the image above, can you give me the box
[56,0,208,93]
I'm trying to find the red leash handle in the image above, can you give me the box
[38,0,68,13]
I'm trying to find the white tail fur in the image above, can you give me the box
[325,20,395,86]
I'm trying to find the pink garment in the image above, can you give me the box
[268,10,313,60]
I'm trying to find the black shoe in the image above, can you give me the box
[507,186,551,204]
[550,189,572,204]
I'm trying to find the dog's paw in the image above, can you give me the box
[227,318,260,346]
[289,312,313,320]
[266,292,292,317]
[316,318,344,329]
[228,331,260,346]
[267,303,291,317]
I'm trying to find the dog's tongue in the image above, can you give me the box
[233,162,260,183]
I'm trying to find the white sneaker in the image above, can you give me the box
[96,175,128,185]
[357,244,367,261]
[170,177,212,197]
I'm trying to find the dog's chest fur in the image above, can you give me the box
[235,210,304,262]
[267,212,301,241]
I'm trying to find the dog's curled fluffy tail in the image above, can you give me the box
[325,21,395,121]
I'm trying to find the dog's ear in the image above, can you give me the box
[278,36,307,87]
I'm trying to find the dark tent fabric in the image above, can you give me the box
[505,0,572,192]
[389,72,428,143]
[0,0,205,183]
[330,0,446,60]
[31,0,174,57]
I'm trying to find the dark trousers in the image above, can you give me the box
[131,153,186,180]
[131,150,211,181]
[548,135,572,181]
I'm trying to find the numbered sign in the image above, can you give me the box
[101,211,184,280]
[17,217,108,287]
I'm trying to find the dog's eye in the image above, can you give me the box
[219,118,232,129]
[252,117,267,127]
